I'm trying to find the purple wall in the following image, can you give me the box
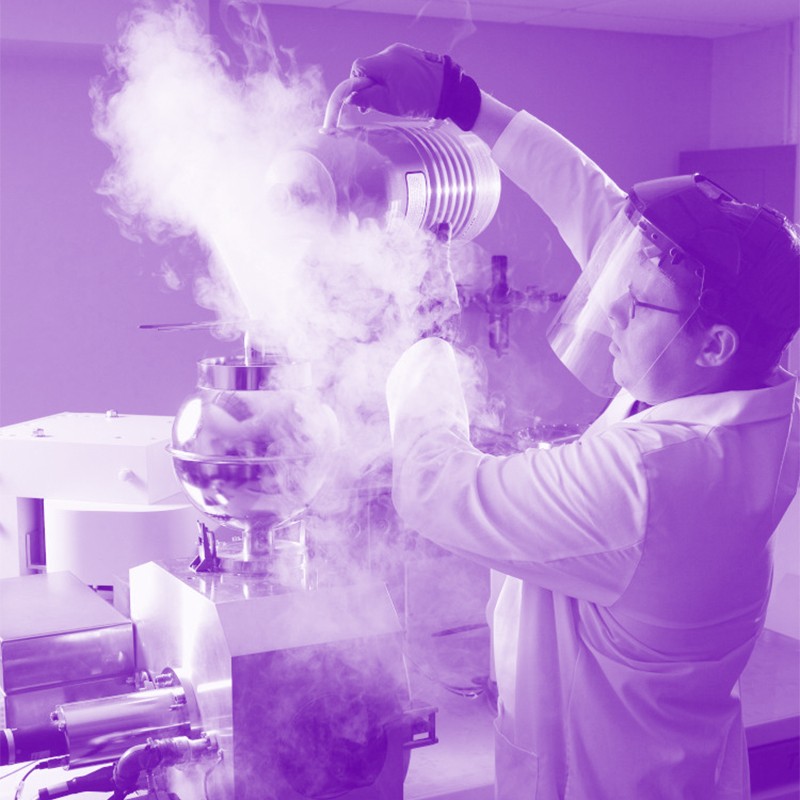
[1,6,715,428]
[0,38,236,426]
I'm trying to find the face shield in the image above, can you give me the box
[546,206,703,398]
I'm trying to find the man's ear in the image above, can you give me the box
[696,324,739,368]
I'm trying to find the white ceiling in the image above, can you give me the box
[0,0,797,44]
[271,0,800,38]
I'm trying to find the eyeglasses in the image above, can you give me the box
[627,283,683,320]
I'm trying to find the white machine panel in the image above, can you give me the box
[44,499,198,588]
[0,412,181,504]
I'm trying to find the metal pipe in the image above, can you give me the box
[112,735,218,797]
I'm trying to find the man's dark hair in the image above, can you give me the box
[631,175,799,381]
[684,205,799,380]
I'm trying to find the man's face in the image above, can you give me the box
[607,259,701,404]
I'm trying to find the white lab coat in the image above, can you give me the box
[386,112,800,799]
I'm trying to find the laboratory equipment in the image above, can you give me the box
[169,353,338,581]
[269,77,501,242]
[462,254,565,357]
[0,412,197,584]
[0,78,517,799]
[0,351,436,800]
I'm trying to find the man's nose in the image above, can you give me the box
[608,292,629,330]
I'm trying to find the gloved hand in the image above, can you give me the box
[349,43,481,131]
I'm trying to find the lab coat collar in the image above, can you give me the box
[589,369,798,434]
[640,368,798,427]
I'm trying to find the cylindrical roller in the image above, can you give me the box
[52,686,191,766]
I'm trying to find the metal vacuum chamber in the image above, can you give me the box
[129,560,418,799]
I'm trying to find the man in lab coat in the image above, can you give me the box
[348,45,800,799]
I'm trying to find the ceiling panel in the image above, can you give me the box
[587,0,800,28]
[336,0,557,25]
[270,0,800,38]
[523,9,762,38]
[428,0,609,9]
[0,0,795,43]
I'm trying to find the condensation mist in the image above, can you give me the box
[90,0,493,601]
[89,4,497,781]
[91,1,488,495]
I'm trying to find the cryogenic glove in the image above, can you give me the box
[349,43,481,131]
[386,337,470,443]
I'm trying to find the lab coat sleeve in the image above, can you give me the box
[491,111,627,269]
[387,338,646,605]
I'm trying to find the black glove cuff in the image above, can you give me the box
[435,55,481,131]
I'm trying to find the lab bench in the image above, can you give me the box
[0,629,797,799]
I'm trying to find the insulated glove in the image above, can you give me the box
[349,43,481,131]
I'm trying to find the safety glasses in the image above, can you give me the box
[627,283,683,320]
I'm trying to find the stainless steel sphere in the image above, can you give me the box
[170,356,339,533]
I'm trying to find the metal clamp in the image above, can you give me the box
[402,703,438,750]
[190,521,221,573]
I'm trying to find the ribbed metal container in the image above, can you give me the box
[281,120,501,241]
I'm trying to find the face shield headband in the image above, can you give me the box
[546,204,705,398]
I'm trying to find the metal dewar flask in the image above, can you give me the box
[272,100,501,241]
